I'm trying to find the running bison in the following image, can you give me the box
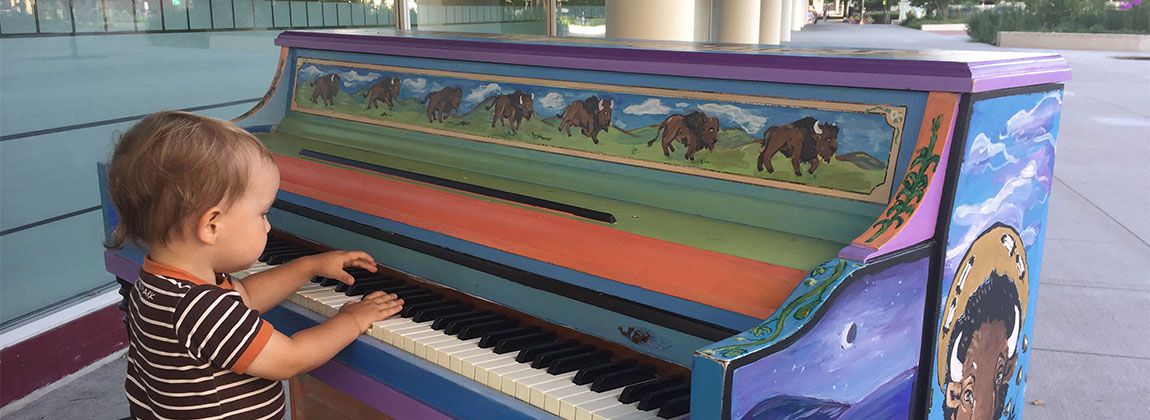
[557,96,613,144]
[310,74,341,106]
[424,86,462,123]
[757,116,839,176]
[487,90,534,133]
[365,76,401,110]
[646,111,720,161]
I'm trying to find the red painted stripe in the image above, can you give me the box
[275,155,805,318]
[0,304,128,407]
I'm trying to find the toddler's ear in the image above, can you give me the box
[197,206,224,245]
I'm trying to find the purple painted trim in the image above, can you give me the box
[275,31,1069,93]
[307,360,450,420]
[105,250,139,283]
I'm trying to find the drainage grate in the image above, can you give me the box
[1112,56,1150,61]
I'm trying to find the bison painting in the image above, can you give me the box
[557,96,613,144]
[424,86,462,123]
[757,116,840,176]
[646,111,720,161]
[309,74,341,106]
[365,76,401,110]
[487,90,534,133]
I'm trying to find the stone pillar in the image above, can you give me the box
[714,0,762,44]
[605,0,697,42]
[759,0,783,45]
[793,0,806,30]
[780,0,792,41]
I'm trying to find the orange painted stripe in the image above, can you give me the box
[275,155,805,319]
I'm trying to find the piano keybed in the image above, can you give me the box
[233,234,691,420]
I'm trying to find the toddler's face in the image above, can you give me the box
[213,156,280,273]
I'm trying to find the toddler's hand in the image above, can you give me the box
[300,250,377,285]
[339,291,403,332]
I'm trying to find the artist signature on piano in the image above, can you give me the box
[619,326,672,350]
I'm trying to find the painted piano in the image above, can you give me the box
[100,30,1070,419]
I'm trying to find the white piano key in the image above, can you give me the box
[518,371,576,403]
[532,375,582,409]
[608,410,659,420]
[434,338,481,368]
[590,402,644,420]
[490,362,536,391]
[562,389,621,420]
[472,354,519,385]
[503,369,550,400]
[451,347,495,375]
[575,390,626,420]
[403,329,445,354]
[415,334,464,361]
[545,384,593,416]
[392,323,436,350]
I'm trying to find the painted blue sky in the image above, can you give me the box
[298,64,898,161]
[730,258,929,419]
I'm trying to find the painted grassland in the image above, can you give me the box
[293,83,888,195]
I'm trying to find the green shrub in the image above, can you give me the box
[966,2,1148,45]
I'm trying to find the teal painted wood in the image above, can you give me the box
[269,205,714,366]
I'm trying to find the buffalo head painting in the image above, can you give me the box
[936,223,1029,420]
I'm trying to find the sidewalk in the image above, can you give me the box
[3,23,1148,420]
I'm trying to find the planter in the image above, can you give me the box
[920,23,968,32]
[998,31,1150,52]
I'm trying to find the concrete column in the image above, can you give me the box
[605,0,697,42]
[780,0,792,41]
[714,0,761,44]
[793,0,805,30]
[759,0,783,45]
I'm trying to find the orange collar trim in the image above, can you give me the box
[142,257,233,289]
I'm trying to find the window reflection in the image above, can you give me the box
[557,0,604,38]
[410,0,548,36]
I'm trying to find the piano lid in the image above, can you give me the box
[275,29,1071,93]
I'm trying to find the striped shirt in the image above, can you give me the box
[125,258,284,419]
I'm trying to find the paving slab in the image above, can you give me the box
[1025,349,1150,420]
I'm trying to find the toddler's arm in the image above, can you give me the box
[245,291,403,380]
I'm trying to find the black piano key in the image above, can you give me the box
[531,346,595,369]
[573,359,637,385]
[457,319,519,340]
[334,283,352,293]
[346,281,406,296]
[432,310,491,330]
[400,299,457,318]
[267,250,319,265]
[516,339,579,363]
[478,326,540,349]
[412,303,472,323]
[619,376,684,404]
[392,288,433,299]
[444,314,505,335]
[492,331,556,354]
[398,293,442,306]
[656,394,691,418]
[320,277,342,287]
[590,365,656,392]
[547,350,612,374]
[377,284,422,295]
[641,384,691,411]
[258,245,298,260]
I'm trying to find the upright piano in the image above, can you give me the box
[101,29,1070,419]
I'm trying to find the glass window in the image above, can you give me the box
[291,1,308,26]
[1,0,38,34]
[106,0,135,30]
[136,0,164,30]
[188,0,212,29]
[351,1,364,26]
[322,1,336,26]
[73,0,107,32]
[164,0,191,30]
[412,0,546,35]
[557,0,604,38]
[36,0,74,33]
[235,0,256,27]
[211,0,235,28]
[272,0,291,26]
[254,0,273,27]
[306,1,322,26]
[337,1,351,26]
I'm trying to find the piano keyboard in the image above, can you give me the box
[233,236,691,420]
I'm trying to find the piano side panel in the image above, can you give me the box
[925,87,1063,420]
[692,248,932,420]
[231,47,295,130]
